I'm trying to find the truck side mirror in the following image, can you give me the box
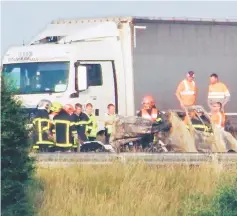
[77,65,88,92]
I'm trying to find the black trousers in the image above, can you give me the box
[105,134,111,144]
[77,128,88,143]
[140,134,154,149]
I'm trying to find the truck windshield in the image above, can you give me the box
[2,61,69,94]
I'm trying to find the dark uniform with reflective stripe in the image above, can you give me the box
[51,110,77,149]
[186,115,212,133]
[72,112,91,145]
[32,109,53,150]
[85,113,98,141]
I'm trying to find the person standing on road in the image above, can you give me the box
[85,103,98,141]
[32,99,54,151]
[104,104,116,143]
[176,71,197,109]
[208,73,230,111]
[72,103,91,146]
[51,104,77,152]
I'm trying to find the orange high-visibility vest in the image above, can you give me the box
[176,79,196,106]
[141,108,158,121]
[208,82,230,103]
[210,111,226,128]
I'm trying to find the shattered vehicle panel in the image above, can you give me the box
[110,106,237,153]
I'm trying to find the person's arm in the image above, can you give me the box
[222,97,230,110]
[222,84,230,108]
[50,115,57,134]
[104,114,110,126]
[194,86,198,104]
[69,115,78,138]
[80,113,91,125]
[94,117,98,128]
[175,82,184,107]
[42,112,50,131]
[159,112,169,122]
[155,111,171,131]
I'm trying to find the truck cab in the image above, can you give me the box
[1,19,134,130]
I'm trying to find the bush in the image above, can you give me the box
[1,78,35,216]
[185,176,237,216]
[199,178,237,216]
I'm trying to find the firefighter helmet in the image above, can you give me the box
[51,101,63,113]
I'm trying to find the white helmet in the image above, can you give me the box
[37,99,52,112]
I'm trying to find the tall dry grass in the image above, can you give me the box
[32,162,236,216]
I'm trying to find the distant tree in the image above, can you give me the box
[1,77,35,216]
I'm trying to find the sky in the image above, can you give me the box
[1,1,237,57]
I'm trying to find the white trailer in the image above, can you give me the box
[2,16,237,129]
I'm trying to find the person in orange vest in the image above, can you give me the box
[210,102,226,130]
[208,73,230,111]
[137,95,170,149]
[137,95,162,123]
[176,71,197,109]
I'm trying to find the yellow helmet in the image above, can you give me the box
[50,102,63,112]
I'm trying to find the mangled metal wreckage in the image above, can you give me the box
[109,106,237,153]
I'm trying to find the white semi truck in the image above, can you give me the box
[2,16,237,129]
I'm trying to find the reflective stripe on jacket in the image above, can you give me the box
[208,82,230,103]
[33,118,53,145]
[33,109,54,146]
[141,108,159,122]
[51,110,77,147]
[184,116,210,133]
[85,113,98,138]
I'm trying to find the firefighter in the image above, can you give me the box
[85,103,98,141]
[137,95,163,123]
[210,102,226,130]
[137,96,170,148]
[176,71,197,109]
[71,103,91,147]
[208,73,230,111]
[51,104,77,152]
[32,99,54,151]
[104,104,116,143]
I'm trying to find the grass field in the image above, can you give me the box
[31,162,237,216]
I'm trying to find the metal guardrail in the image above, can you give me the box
[32,153,237,167]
